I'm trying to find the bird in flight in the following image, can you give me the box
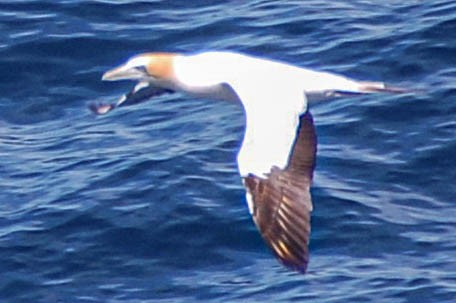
[95,51,404,273]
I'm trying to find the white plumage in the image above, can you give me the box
[173,52,360,177]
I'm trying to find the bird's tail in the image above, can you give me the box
[357,81,409,94]
[325,81,411,99]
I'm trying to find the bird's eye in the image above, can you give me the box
[135,65,148,74]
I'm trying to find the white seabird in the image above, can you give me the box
[97,51,404,273]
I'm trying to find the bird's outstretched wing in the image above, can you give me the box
[89,82,173,115]
[243,111,316,273]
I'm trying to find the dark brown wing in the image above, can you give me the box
[243,111,317,273]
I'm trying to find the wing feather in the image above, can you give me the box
[243,112,317,273]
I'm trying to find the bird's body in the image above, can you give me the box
[98,51,403,273]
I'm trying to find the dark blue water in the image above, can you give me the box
[1,1,455,302]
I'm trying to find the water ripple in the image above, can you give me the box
[0,0,455,302]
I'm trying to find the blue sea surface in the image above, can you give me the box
[1,0,455,302]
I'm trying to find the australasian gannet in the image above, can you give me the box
[95,51,405,273]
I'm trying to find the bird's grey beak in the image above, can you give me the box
[102,65,146,81]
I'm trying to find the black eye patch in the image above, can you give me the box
[135,65,148,74]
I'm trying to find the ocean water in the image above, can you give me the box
[1,0,455,302]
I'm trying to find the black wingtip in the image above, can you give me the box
[275,247,309,274]
[88,102,115,115]
[267,225,310,274]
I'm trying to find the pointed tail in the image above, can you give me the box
[358,81,409,94]
[325,81,412,99]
